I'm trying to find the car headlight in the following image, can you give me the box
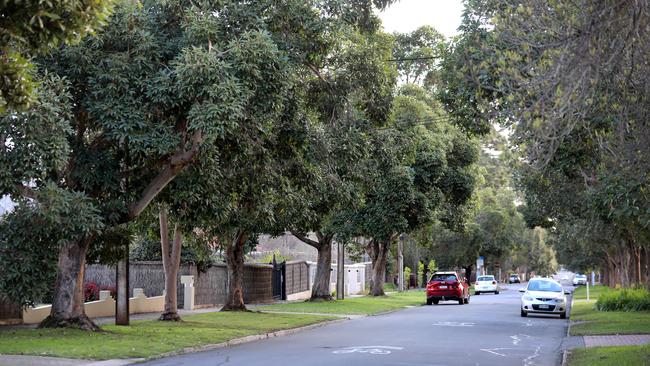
[524,295,534,301]
[555,298,565,303]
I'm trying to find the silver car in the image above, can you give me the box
[519,278,570,319]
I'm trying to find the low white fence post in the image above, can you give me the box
[181,275,195,310]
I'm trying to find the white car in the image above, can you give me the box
[573,274,587,286]
[520,278,570,319]
[474,275,499,295]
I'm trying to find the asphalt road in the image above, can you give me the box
[142,283,571,366]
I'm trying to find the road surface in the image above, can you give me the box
[141,283,571,366]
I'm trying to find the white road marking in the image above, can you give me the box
[332,346,404,355]
[432,321,475,327]
[523,345,541,366]
[511,334,534,345]
[480,348,515,357]
[523,319,535,327]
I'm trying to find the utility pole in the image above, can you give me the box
[337,241,344,300]
[398,234,405,292]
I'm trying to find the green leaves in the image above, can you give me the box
[0,184,103,306]
[0,0,115,111]
[0,73,73,196]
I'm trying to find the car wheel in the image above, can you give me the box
[560,311,567,319]
[475,291,480,295]
[458,298,464,305]
[433,300,439,305]
[520,309,527,317]
[426,298,433,305]
[495,291,499,294]
[464,296,470,304]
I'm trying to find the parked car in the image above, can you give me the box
[475,275,499,295]
[426,271,470,305]
[519,278,570,319]
[508,274,521,283]
[573,274,587,286]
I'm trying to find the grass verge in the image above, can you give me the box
[572,285,610,300]
[568,344,650,366]
[0,311,335,360]
[569,300,650,336]
[259,290,425,315]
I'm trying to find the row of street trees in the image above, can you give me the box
[0,0,487,330]
[440,0,649,288]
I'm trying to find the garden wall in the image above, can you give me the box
[85,261,307,307]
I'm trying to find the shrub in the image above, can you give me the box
[596,288,650,312]
[84,282,100,302]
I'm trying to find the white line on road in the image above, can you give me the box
[332,346,404,355]
[432,321,475,327]
[479,348,520,357]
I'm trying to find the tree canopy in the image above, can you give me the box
[0,0,114,112]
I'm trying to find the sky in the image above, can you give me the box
[378,0,465,38]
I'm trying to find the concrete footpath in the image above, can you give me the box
[0,355,141,366]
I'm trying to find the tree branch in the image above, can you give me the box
[125,130,203,222]
[16,184,37,200]
[290,231,320,249]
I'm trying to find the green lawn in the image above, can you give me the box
[570,300,650,336]
[259,290,425,315]
[572,285,610,300]
[568,344,650,366]
[0,311,334,360]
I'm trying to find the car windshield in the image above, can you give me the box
[477,276,494,281]
[527,280,562,292]
[430,274,457,281]
[576,275,586,279]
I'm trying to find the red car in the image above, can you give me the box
[426,271,470,305]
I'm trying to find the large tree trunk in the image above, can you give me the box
[159,207,182,321]
[312,234,333,301]
[222,231,248,311]
[293,231,333,301]
[39,238,99,331]
[367,239,390,296]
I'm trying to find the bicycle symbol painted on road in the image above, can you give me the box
[332,346,404,355]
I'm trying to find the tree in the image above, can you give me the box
[158,206,182,321]
[392,26,445,85]
[526,227,557,277]
[182,0,401,310]
[286,28,396,301]
[0,0,114,112]
[341,84,479,296]
[0,0,305,329]
[476,0,650,288]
